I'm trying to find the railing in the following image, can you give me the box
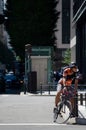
[78,93,86,106]
[39,83,86,107]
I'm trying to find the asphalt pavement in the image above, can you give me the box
[20,90,86,125]
[0,89,86,125]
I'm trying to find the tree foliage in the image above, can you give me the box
[0,41,15,66]
[5,0,59,60]
[62,49,71,65]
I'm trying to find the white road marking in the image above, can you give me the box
[0,123,66,126]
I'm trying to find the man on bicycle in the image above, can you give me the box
[54,62,79,112]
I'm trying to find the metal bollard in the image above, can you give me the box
[80,93,83,105]
[48,82,50,95]
[40,82,42,95]
[85,93,86,107]
[73,93,78,117]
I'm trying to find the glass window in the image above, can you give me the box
[62,0,70,44]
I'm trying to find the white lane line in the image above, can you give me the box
[0,123,66,126]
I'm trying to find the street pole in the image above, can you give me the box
[25,44,32,93]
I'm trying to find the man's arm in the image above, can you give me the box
[63,69,68,86]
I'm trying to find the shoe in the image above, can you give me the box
[70,112,75,118]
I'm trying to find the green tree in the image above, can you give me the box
[62,49,71,65]
[5,0,60,61]
[0,41,15,66]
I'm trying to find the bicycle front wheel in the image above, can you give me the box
[56,101,72,124]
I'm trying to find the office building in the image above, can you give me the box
[55,0,70,69]
[70,0,86,78]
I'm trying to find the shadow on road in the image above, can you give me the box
[0,88,21,95]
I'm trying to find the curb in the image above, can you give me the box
[67,117,86,125]
[66,117,86,125]
[76,117,86,125]
[20,92,56,96]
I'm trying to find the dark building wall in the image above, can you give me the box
[73,0,86,81]
[73,0,84,16]
[76,11,86,80]
[62,0,70,44]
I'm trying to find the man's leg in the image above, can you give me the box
[53,83,62,114]
[55,91,61,107]
[55,83,62,107]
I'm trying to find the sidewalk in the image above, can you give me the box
[21,90,86,96]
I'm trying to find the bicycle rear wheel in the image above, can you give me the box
[55,101,72,124]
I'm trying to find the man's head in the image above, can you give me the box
[69,62,77,72]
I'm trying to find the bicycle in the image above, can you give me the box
[53,86,77,124]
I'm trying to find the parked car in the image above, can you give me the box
[4,71,24,89]
[4,71,17,88]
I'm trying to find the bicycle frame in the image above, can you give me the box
[53,86,75,123]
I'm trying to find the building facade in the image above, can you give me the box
[54,0,70,70]
[56,0,86,81]
[70,0,86,80]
